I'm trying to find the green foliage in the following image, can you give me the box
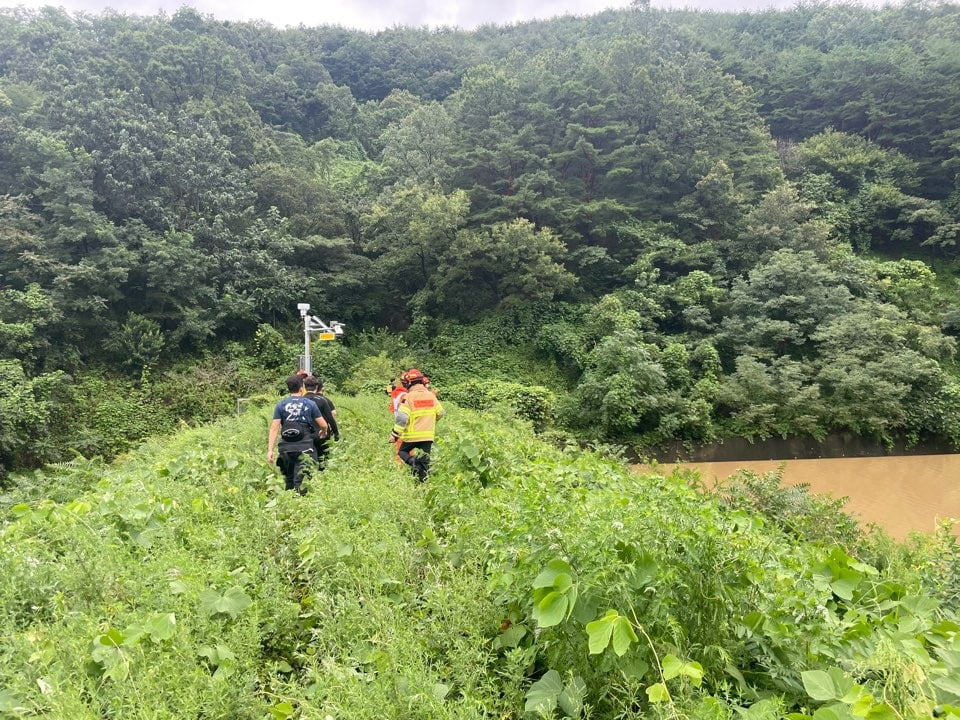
[710,466,861,547]
[252,324,295,370]
[0,361,64,477]
[442,380,555,431]
[107,313,166,374]
[340,352,402,395]
[2,391,959,718]
[427,219,576,316]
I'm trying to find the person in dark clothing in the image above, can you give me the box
[304,375,339,467]
[267,374,328,494]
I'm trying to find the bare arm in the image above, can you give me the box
[267,419,281,463]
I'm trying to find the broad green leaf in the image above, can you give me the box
[65,500,91,514]
[145,612,176,642]
[935,649,960,670]
[0,689,26,714]
[525,670,562,713]
[533,591,568,628]
[628,553,658,589]
[432,683,450,700]
[268,701,295,720]
[933,675,960,701]
[200,586,252,618]
[559,676,587,716]
[533,559,572,589]
[336,543,354,558]
[199,643,236,678]
[830,569,863,601]
[662,654,703,685]
[586,610,617,654]
[839,683,868,705]
[169,579,188,595]
[611,616,638,657]
[552,572,573,593]
[741,699,779,720]
[803,670,839,701]
[864,704,898,720]
[662,655,684,681]
[571,592,600,625]
[812,704,850,720]
[826,668,854,700]
[121,623,147,646]
[901,595,939,618]
[498,624,527,649]
[103,660,129,682]
[850,693,875,716]
[620,657,649,679]
[646,682,670,703]
[849,561,878,576]
[897,637,931,664]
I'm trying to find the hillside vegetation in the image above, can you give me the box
[3,395,960,719]
[4,4,960,476]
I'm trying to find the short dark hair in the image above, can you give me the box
[286,374,305,393]
[303,375,320,390]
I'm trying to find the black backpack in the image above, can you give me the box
[280,421,307,442]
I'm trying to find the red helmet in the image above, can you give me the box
[401,368,427,387]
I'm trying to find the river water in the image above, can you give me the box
[644,454,960,539]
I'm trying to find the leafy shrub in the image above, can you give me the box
[0,361,65,479]
[708,466,861,547]
[340,352,401,395]
[106,313,166,374]
[252,324,296,370]
[309,341,354,387]
[443,380,555,430]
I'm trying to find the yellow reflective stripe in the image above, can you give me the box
[401,429,435,441]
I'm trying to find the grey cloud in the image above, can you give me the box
[4,0,825,30]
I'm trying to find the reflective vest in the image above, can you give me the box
[392,384,444,442]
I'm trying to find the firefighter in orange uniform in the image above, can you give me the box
[389,368,444,481]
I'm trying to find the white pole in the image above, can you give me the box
[303,314,311,375]
[298,303,311,375]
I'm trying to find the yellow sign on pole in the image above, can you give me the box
[317,332,336,341]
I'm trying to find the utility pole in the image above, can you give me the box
[298,303,312,374]
[297,302,345,375]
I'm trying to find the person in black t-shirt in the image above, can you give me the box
[267,374,328,493]
[304,375,339,467]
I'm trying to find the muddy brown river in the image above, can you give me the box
[643,454,960,539]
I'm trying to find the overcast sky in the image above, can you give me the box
[2,0,801,31]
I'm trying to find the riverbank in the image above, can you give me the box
[641,432,956,463]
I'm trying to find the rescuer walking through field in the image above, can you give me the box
[390,368,444,482]
[267,373,329,494]
[304,375,339,468]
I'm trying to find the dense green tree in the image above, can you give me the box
[428,218,575,315]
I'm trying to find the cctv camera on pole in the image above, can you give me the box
[296,302,345,375]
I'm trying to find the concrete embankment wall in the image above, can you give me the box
[641,433,956,463]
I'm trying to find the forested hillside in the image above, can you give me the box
[2,3,960,476]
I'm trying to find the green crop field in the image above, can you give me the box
[2,395,959,719]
